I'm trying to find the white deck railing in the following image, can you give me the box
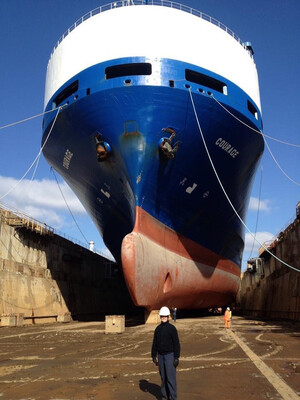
[50,0,247,58]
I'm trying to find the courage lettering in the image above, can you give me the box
[215,138,239,158]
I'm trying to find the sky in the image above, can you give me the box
[0,0,299,269]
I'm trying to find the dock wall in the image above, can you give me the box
[237,216,300,321]
[0,208,138,324]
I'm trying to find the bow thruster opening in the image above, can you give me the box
[163,272,173,293]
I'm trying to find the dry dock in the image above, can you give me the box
[1,206,299,399]
[0,316,299,400]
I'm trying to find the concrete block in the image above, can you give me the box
[16,313,24,327]
[105,315,125,334]
[57,312,72,323]
[145,310,160,324]
[1,314,17,327]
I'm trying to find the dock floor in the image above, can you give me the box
[0,316,299,399]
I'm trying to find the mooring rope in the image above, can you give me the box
[248,165,263,260]
[0,107,61,131]
[188,88,299,272]
[211,95,300,147]
[0,106,61,201]
[211,95,300,186]
[263,136,300,186]
[51,168,90,246]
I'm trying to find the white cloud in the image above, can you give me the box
[248,197,271,212]
[244,231,274,253]
[0,175,86,228]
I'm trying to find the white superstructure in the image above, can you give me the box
[44,3,261,109]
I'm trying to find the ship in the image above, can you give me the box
[42,0,264,310]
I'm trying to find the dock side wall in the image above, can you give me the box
[237,217,300,321]
[0,213,138,324]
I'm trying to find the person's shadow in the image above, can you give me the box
[139,379,161,399]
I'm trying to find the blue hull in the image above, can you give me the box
[42,57,264,307]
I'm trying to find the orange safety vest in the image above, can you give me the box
[224,310,232,321]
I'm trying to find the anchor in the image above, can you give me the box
[158,127,180,159]
[94,133,111,162]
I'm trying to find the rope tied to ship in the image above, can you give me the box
[211,95,300,148]
[0,106,62,131]
[210,94,300,187]
[51,168,90,246]
[188,88,299,273]
[0,106,62,201]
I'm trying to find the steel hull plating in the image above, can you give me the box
[43,75,263,309]
[42,0,263,311]
[122,207,241,309]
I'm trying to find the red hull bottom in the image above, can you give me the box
[121,207,241,310]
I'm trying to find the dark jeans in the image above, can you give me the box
[173,311,177,322]
[158,352,177,400]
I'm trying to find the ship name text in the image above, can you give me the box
[215,138,239,158]
[63,149,73,169]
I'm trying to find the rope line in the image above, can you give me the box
[211,95,300,147]
[188,88,299,273]
[1,87,298,147]
[263,136,300,186]
[51,168,89,246]
[212,94,300,186]
[0,107,61,201]
[0,107,61,131]
[31,148,42,182]
[249,165,263,259]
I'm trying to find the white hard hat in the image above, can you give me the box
[227,307,230,310]
[159,306,170,316]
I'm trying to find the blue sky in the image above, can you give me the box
[0,0,299,269]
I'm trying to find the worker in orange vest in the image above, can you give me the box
[223,307,232,329]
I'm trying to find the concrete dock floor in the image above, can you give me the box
[0,316,299,400]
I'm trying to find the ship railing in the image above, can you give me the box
[50,0,248,59]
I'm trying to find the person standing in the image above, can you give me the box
[151,306,180,400]
[172,307,177,322]
[223,307,232,329]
